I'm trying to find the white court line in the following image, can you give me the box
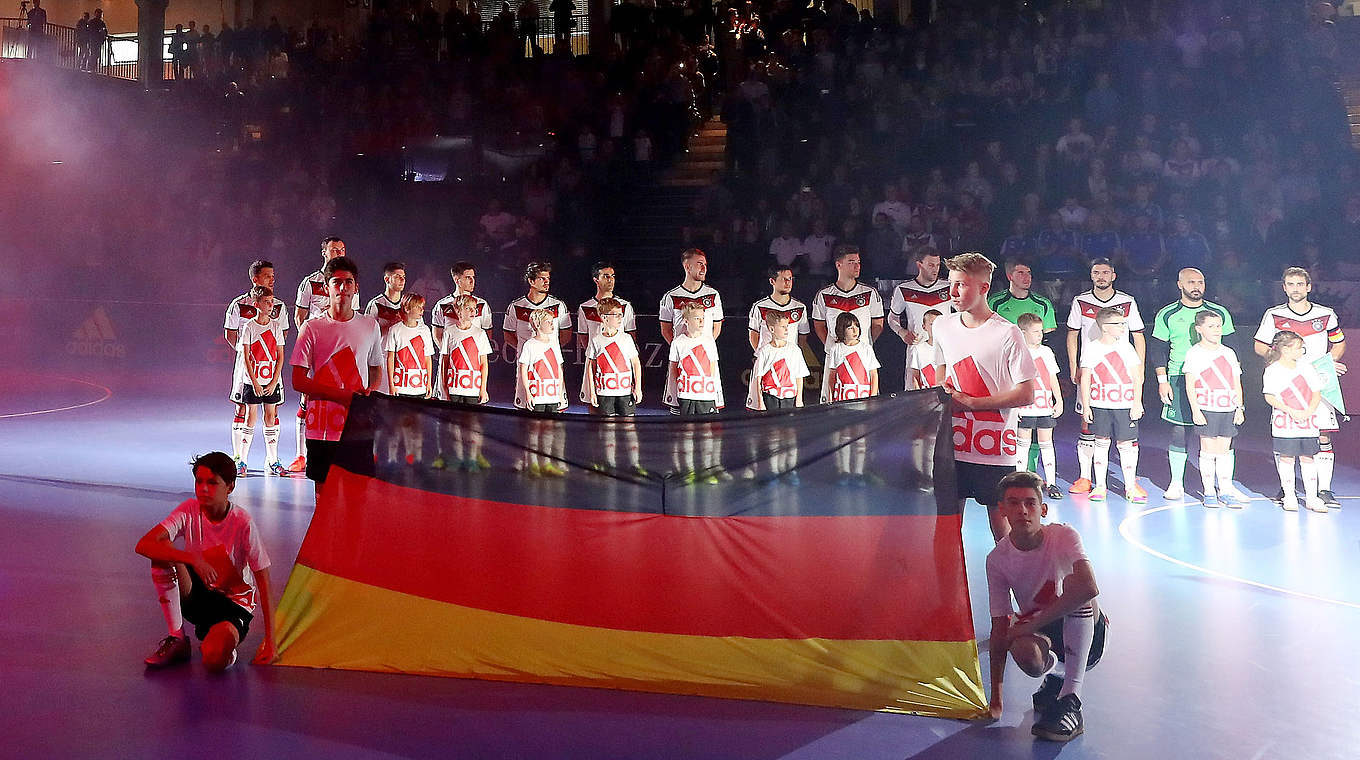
[0,376,113,419]
[1118,503,1360,611]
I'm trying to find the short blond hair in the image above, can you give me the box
[530,309,557,329]
[681,302,706,319]
[452,294,479,312]
[763,310,787,328]
[946,251,996,279]
[596,297,622,315]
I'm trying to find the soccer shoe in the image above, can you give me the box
[1319,489,1341,509]
[144,635,191,668]
[1127,483,1148,503]
[268,461,287,477]
[862,473,885,487]
[1031,674,1063,713]
[1032,693,1084,742]
[1220,488,1250,508]
[1202,494,1220,508]
[836,474,855,487]
[738,466,758,480]
[287,455,306,473]
[1305,496,1329,513]
[475,454,492,470]
[430,456,447,470]
[1089,486,1107,502]
[1280,494,1300,512]
[544,463,567,477]
[526,462,543,477]
[1068,478,1093,494]
[703,473,721,485]
[1044,484,1064,501]
[1272,488,1285,505]
[235,459,248,478]
[1163,483,1186,501]
[783,471,801,486]
[632,465,650,478]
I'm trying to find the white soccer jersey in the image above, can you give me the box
[504,294,572,346]
[290,314,384,441]
[295,270,360,320]
[158,499,270,613]
[364,294,406,339]
[1263,362,1324,438]
[224,292,289,333]
[889,278,953,338]
[237,319,285,390]
[669,332,722,402]
[986,523,1093,618]
[577,297,638,343]
[825,342,880,402]
[440,323,492,399]
[1018,345,1060,417]
[909,341,940,389]
[753,341,809,400]
[932,312,1038,466]
[517,337,566,408]
[383,321,434,396]
[588,331,640,397]
[431,292,494,332]
[1081,340,1142,410]
[1182,342,1242,413]
[659,284,724,336]
[1253,302,1342,360]
[1067,289,1144,355]
[812,282,884,351]
[747,296,811,350]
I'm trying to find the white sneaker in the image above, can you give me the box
[1220,488,1250,507]
[1305,496,1329,513]
[1163,483,1185,501]
[1280,494,1300,512]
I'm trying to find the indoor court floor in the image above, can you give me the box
[2,369,1357,759]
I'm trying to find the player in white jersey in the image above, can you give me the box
[889,247,954,386]
[364,261,408,395]
[812,245,885,402]
[586,298,645,474]
[577,261,637,404]
[289,257,384,497]
[234,286,287,476]
[437,295,493,472]
[382,293,434,465]
[1182,311,1247,506]
[1078,308,1147,503]
[750,311,808,483]
[224,260,288,470]
[668,302,726,482]
[1261,331,1328,512]
[289,237,357,473]
[1065,259,1145,494]
[504,261,573,409]
[1015,314,1065,500]
[1252,266,1346,507]
[660,248,725,410]
[431,261,493,344]
[933,252,1038,541]
[825,313,880,485]
[908,310,943,390]
[745,264,811,409]
[517,309,569,476]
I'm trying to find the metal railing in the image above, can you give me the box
[480,13,592,57]
[1,18,176,81]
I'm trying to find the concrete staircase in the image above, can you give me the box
[661,118,727,188]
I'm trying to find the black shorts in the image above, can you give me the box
[678,399,718,416]
[955,460,1014,508]
[1090,407,1139,442]
[235,383,283,406]
[181,565,252,642]
[1018,414,1056,430]
[1196,410,1238,438]
[530,402,560,413]
[1273,437,1320,457]
[1038,609,1108,669]
[448,394,481,406]
[762,393,798,411]
[306,438,376,483]
[595,394,636,416]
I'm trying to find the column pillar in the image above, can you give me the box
[588,0,610,55]
[136,0,168,89]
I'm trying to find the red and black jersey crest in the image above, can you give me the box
[514,303,560,323]
[440,300,484,319]
[581,305,601,323]
[671,294,716,311]
[1078,300,1131,319]
[822,293,869,311]
[758,306,803,324]
[309,280,327,297]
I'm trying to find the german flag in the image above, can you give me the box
[273,393,986,717]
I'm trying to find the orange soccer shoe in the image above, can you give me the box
[1068,478,1093,494]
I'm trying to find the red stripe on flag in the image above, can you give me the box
[298,469,975,642]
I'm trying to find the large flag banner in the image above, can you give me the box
[273,392,987,718]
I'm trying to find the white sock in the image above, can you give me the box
[231,418,247,461]
[852,440,866,475]
[1092,440,1109,489]
[1039,441,1056,486]
[1077,436,1094,481]
[240,426,255,464]
[264,424,280,463]
[151,566,183,638]
[604,430,618,467]
[1117,440,1138,487]
[1216,451,1236,493]
[624,427,640,467]
[1015,435,1031,472]
[1200,452,1218,495]
[1301,457,1319,500]
[1277,456,1296,500]
[295,407,307,459]
[1059,610,1097,699]
[1316,449,1334,492]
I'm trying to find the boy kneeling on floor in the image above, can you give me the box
[986,470,1107,742]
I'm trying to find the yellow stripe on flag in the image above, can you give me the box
[274,565,987,717]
